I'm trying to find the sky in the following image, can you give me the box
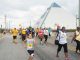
[0,0,78,28]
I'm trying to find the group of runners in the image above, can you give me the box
[35,28,51,45]
[11,27,51,60]
[10,26,80,60]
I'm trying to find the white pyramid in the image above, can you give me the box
[39,3,76,29]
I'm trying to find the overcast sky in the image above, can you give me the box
[0,0,78,28]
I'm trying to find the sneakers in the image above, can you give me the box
[31,54,34,57]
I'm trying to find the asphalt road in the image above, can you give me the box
[0,34,40,60]
[35,32,80,60]
[0,32,80,60]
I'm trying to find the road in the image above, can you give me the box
[35,32,80,60]
[0,32,80,60]
[0,34,40,60]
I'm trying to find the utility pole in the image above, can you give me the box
[79,0,80,26]
[0,25,2,33]
[76,15,77,28]
[9,20,10,30]
[5,15,6,31]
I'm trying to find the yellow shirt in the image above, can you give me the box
[36,28,39,33]
[26,38,34,50]
[21,29,26,34]
[12,29,18,36]
[75,31,80,41]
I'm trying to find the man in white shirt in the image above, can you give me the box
[56,27,69,60]
[44,28,49,45]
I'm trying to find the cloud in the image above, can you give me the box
[5,5,47,20]
[0,4,47,28]
[55,0,78,15]
[6,10,29,19]
[29,5,47,20]
[0,0,78,28]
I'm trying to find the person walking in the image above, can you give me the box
[44,28,49,45]
[19,28,22,39]
[32,28,35,38]
[35,28,39,37]
[48,27,52,36]
[38,28,44,44]
[72,27,80,53]
[21,28,26,46]
[27,28,31,36]
[11,28,18,44]
[26,34,36,60]
[56,27,69,60]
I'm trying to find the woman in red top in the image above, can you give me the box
[38,28,44,44]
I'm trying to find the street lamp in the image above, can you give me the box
[79,0,80,26]
[76,15,79,27]
[5,15,7,31]
[0,25,2,33]
[76,15,78,27]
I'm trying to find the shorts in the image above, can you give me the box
[22,34,26,41]
[13,36,17,39]
[58,43,68,53]
[44,35,48,39]
[27,50,34,55]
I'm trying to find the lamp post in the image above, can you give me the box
[0,25,2,33]
[0,24,3,37]
[76,14,80,28]
[79,0,80,26]
[76,15,78,27]
[9,20,11,30]
[5,15,6,31]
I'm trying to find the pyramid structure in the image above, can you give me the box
[38,2,76,29]
[51,2,61,8]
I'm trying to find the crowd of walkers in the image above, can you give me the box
[11,27,51,60]
[10,26,80,60]
[55,26,80,60]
